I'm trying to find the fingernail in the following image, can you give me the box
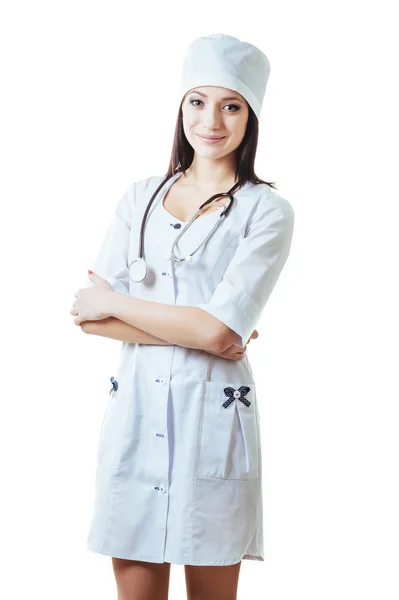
[88,270,93,274]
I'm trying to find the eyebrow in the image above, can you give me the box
[188,91,243,103]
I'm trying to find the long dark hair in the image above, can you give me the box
[163,97,277,192]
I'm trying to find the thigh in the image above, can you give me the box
[112,558,171,600]
[184,561,242,600]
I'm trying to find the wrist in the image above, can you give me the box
[107,291,124,318]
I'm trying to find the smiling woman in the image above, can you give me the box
[181,85,249,167]
[166,54,277,192]
[81,32,295,600]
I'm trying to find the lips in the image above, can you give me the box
[197,134,226,140]
[196,133,226,144]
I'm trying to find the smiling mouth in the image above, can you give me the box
[196,134,227,143]
[197,134,226,139]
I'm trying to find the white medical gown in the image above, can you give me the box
[85,170,295,565]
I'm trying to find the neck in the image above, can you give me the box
[182,155,237,187]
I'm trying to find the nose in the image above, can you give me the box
[202,105,223,130]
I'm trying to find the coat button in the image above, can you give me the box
[173,223,182,229]
[233,390,241,398]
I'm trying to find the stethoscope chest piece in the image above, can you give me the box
[128,258,148,283]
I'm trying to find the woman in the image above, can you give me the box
[71,33,295,600]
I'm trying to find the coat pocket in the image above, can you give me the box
[197,380,259,480]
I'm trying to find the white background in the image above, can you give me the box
[1,1,398,598]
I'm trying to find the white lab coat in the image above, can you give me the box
[85,170,295,565]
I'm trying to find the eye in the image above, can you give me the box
[189,99,240,112]
[224,104,240,112]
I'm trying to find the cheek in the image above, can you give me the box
[232,117,248,139]
[182,115,196,135]
[228,125,246,145]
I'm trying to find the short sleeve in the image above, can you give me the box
[86,183,135,295]
[196,193,295,348]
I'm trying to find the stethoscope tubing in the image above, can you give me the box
[129,171,241,282]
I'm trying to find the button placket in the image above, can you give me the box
[164,222,183,262]
[154,375,168,464]
[153,214,176,500]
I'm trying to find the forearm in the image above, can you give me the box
[81,317,171,344]
[108,294,225,352]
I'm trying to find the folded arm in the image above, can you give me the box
[81,317,172,344]
[103,294,236,353]
[82,297,238,353]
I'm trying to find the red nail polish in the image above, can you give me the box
[88,269,93,274]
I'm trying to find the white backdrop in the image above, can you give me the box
[1,1,398,598]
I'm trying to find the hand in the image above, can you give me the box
[70,272,115,326]
[209,329,259,361]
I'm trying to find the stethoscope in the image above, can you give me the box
[128,171,241,283]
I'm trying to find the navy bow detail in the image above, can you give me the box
[109,376,118,395]
[223,386,251,409]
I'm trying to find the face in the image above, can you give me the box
[181,86,249,159]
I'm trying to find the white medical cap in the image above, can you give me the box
[179,33,270,121]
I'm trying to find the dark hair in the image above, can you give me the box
[163,98,277,192]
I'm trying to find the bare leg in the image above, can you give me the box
[112,558,171,600]
[184,561,242,600]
